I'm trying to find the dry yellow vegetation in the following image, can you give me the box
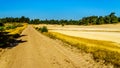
[44,32,120,67]
[5,23,27,34]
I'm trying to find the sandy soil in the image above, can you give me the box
[51,30,120,44]
[36,24,120,44]
[0,25,112,68]
[35,24,120,32]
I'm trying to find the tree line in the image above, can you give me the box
[0,12,120,25]
[0,16,30,23]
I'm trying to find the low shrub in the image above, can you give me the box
[35,27,41,31]
[35,27,39,30]
[41,26,48,33]
[35,26,48,33]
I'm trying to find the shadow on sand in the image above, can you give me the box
[0,32,27,48]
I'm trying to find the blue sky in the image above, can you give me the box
[0,0,120,20]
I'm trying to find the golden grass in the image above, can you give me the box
[5,23,27,34]
[44,32,120,66]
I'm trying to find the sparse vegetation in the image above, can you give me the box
[44,32,120,67]
[5,23,23,30]
[0,23,27,47]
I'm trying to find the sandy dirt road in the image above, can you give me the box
[0,25,112,68]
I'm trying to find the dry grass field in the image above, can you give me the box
[35,23,120,44]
